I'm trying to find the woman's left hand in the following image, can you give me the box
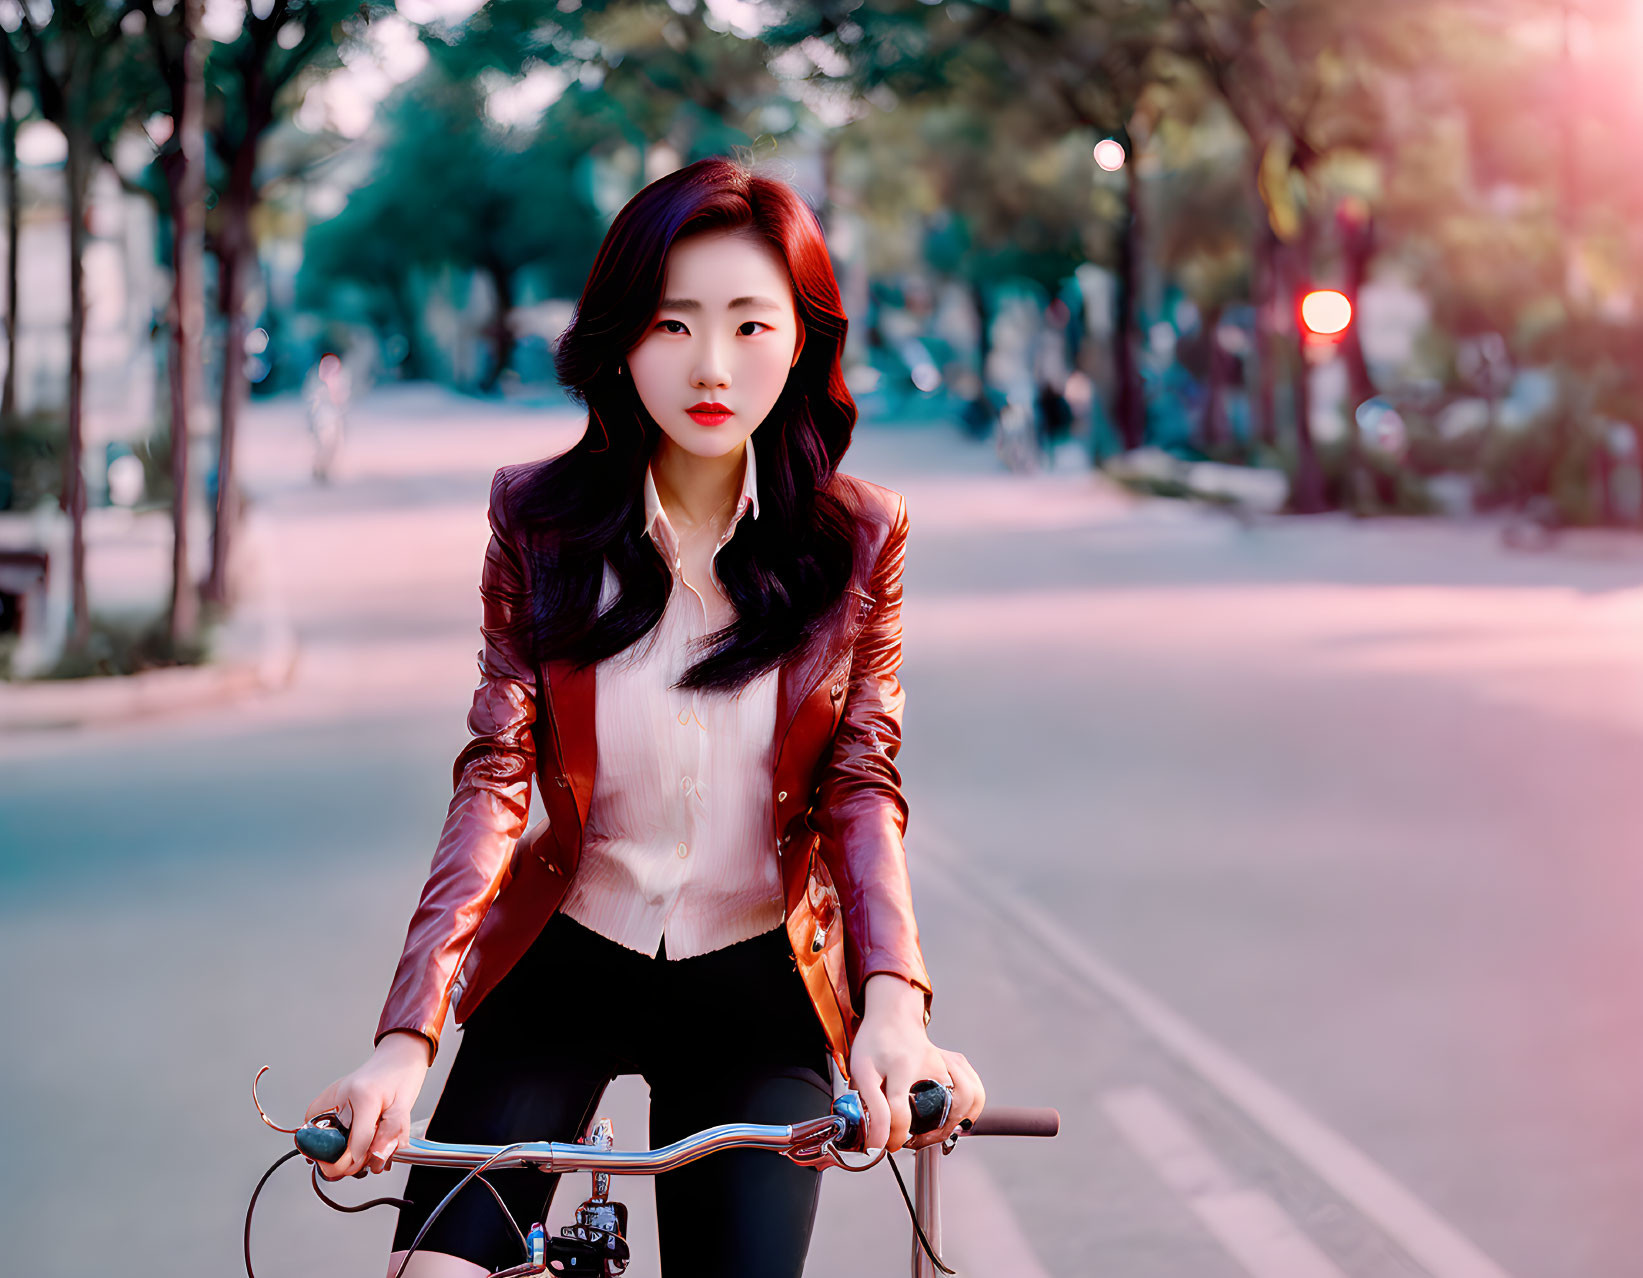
[848,974,986,1153]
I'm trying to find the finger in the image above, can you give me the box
[334,1092,380,1178]
[368,1101,409,1174]
[304,1083,339,1125]
[952,1059,986,1138]
[854,1064,889,1152]
[884,1067,915,1152]
[312,1096,355,1180]
[939,1071,978,1145]
[907,1072,957,1149]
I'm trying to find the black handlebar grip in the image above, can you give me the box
[966,1106,1059,1138]
[295,1116,351,1165]
[907,1079,951,1136]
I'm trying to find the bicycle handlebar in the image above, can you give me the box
[295,1081,1059,1174]
[967,1105,1059,1138]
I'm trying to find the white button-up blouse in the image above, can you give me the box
[556,436,785,960]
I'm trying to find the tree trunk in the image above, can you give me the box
[1339,211,1376,410]
[1284,235,1326,514]
[1111,148,1145,451]
[480,261,515,393]
[1199,303,1227,452]
[1338,202,1377,511]
[970,278,991,374]
[206,182,253,604]
[1249,170,1278,450]
[63,135,90,649]
[2,41,18,421]
[166,0,206,645]
[1289,346,1325,513]
[391,275,427,380]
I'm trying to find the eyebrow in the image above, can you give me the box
[657,296,785,312]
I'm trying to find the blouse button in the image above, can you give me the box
[677,842,690,859]
[777,790,788,802]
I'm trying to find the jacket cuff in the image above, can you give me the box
[374,1019,440,1064]
[856,958,934,1027]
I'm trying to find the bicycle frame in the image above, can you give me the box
[911,1144,946,1278]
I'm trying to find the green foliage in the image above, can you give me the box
[42,605,219,681]
[1109,471,1241,507]
[1275,438,1438,517]
[0,412,179,513]
[298,65,624,381]
[0,413,64,512]
[1472,414,1603,525]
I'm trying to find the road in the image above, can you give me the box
[2,384,1639,1278]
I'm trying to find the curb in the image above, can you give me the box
[0,509,299,734]
[0,622,298,734]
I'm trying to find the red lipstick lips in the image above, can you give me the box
[686,401,732,425]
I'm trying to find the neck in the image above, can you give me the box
[650,437,745,530]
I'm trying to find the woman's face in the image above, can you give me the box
[626,228,805,462]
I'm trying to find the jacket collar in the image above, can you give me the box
[546,462,867,842]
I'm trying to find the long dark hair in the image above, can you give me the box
[511,156,863,693]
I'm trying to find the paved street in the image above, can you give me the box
[2,385,1639,1278]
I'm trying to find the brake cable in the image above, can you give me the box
[886,1148,959,1275]
[247,1065,960,1277]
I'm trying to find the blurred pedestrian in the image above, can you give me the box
[302,351,352,483]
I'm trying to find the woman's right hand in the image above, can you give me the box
[303,1031,432,1179]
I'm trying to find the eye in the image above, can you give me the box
[654,318,772,335]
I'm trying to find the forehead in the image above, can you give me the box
[660,230,793,308]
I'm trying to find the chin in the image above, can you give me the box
[670,424,752,457]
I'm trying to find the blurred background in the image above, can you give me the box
[0,1,1639,1276]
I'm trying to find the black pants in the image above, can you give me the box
[391,910,835,1275]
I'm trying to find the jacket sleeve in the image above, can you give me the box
[373,466,539,1062]
[810,493,934,1027]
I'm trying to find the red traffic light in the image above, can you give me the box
[1300,289,1353,337]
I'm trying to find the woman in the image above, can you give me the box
[304,156,985,1277]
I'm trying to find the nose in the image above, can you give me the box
[691,335,731,390]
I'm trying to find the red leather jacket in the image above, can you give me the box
[374,461,933,1080]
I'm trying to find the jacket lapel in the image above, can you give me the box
[544,656,597,838]
[773,585,876,763]
[546,584,873,840]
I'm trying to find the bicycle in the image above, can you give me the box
[246,1066,1058,1277]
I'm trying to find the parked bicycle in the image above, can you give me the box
[246,1066,1058,1278]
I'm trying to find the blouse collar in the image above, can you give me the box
[642,435,760,566]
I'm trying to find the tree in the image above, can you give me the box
[131,0,210,648]
[304,0,802,389]
[1,23,21,421]
[764,0,1180,451]
[14,0,149,651]
[1151,133,1252,453]
[202,0,390,605]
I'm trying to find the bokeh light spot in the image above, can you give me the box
[1300,289,1352,335]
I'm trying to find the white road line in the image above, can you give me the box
[1104,1085,1349,1278]
[915,823,1516,1278]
